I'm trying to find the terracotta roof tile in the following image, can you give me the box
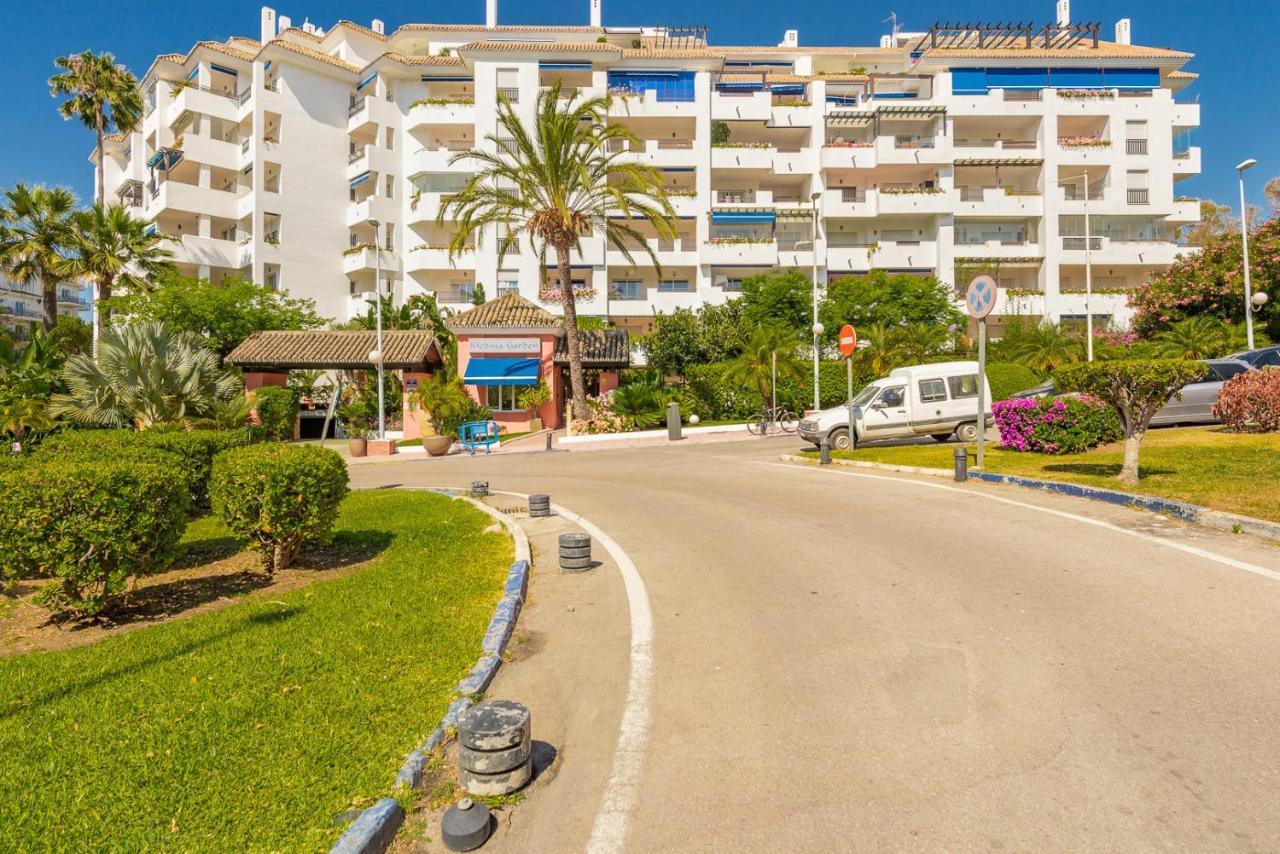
[395,23,604,34]
[266,39,361,73]
[446,292,561,330]
[279,27,323,43]
[619,48,721,60]
[332,20,389,40]
[194,40,256,63]
[226,330,442,370]
[457,40,619,54]
[380,52,467,67]
[553,330,630,367]
[919,39,1190,60]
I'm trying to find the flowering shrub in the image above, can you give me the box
[1214,367,1280,432]
[1057,135,1111,147]
[1056,89,1116,99]
[992,396,1121,454]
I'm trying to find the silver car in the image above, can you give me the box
[1150,358,1253,426]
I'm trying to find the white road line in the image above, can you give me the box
[764,463,1280,584]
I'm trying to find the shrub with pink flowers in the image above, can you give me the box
[1213,367,1280,433]
[992,396,1122,454]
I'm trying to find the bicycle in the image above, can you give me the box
[747,404,797,435]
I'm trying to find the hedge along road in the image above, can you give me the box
[348,439,1280,851]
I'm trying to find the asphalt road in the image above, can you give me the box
[352,438,1280,852]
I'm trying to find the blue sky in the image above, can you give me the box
[4,0,1276,210]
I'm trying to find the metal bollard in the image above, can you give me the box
[819,437,831,465]
[470,480,488,498]
[559,532,593,572]
[545,431,553,452]
[953,447,968,482]
[666,402,682,441]
[528,493,551,518]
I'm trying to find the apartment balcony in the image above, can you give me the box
[606,238,699,267]
[171,234,240,269]
[665,194,702,217]
[410,143,478,174]
[951,138,1041,158]
[993,289,1046,317]
[348,95,398,135]
[408,191,454,223]
[342,246,401,276]
[1173,146,1201,178]
[406,99,477,130]
[820,143,876,170]
[147,181,241,219]
[1170,199,1201,222]
[405,245,474,273]
[778,245,816,268]
[169,84,239,123]
[607,90,698,119]
[711,90,771,121]
[711,145,776,170]
[768,103,815,128]
[176,134,242,170]
[822,188,876,218]
[1172,102,1200,128]
[874,239,938,270]
[772,148,814,175]
[1059,236,1188,267]
[701,239,778,266]
[874,135,950,164]
[875,188,954,215]
[609,138,697,168]
[954,187,1043,216]
[953,238,1042,260]
[347,195,399,228]
[1056,139,1116,166]
[1052,291,1133,321]
[346,145,398,180]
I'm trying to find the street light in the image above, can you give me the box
[370,218,385,439]
[1237,158,1258,349]
[810,190,822,411]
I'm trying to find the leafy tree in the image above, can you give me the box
[1055,359,1207,485]
[894,322,952,363]
[107,270,322,356]
[0,184,77,330]
[642,300,750,377]
[0,328,67,401]
[68,203,173,334]
[723,325,805,408]
[49,316,92,357]
[711,120,731,145]
[470,283,486,306]
[1150,316,1257,360]
[740,268,813,332]
[1265,176,1280,212]
[819,271,962,340]
[345,292,457,367]
[49,51,142,207]
[1132,214,1279,339]
[441,82,676,420]
[1179,199,1234,248]
[854,321,901,376]
[50,321,241,429]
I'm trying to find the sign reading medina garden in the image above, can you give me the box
[468,337,542,355]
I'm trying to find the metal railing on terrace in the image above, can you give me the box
[1126,139,1148,155]
[1127,188,1150,205]
[894,135,936,149]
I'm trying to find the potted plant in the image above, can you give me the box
[338,390,376,457]
[412,374,475,456]
[517,382,552,432]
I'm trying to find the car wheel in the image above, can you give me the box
[930,433,953,442]
[828,427,852,451]
[955,422,979,443]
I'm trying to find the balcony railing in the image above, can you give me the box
[497,87,520,102]
[715,190,756,204]
[839,188,865,203]
[349,147,367,164]
[1127,188,1150,205]
[959,187,985,202]
[1126,139,1148,155]
[1062,237,1103,251]
[348,97,367,117]
[894,135,936,149]
[1002,89,1041,101]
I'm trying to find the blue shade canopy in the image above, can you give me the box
[349,171,371,187]
[711,211,775,223]
[463,358,540,386]
[357,72,377,90]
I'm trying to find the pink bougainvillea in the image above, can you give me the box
[992,396,1121,454]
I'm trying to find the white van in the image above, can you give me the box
[797,361,993,450]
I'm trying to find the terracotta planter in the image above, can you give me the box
[423,434,453,457]
[348,436,368,457]
[529,417,543,433]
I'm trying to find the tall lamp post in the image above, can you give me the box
[810,191,823,411]
[1237,158,1258,350]
[369,218,386,439]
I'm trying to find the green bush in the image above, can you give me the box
[684,360,874,419]
[0,454,192,616]
[210,444,350,573]
[251,385,299,442]
[985,361,1042,402]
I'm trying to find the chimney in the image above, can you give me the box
[372,18,385,34]
[260,6,277,42]
[486,0,497,27]
[879,33,893,48]
[278,14,291,32]
[590,0,601,29]
[302,19,316,34]
[779,29,799,48]
[1115,18,1131,45]
[1056,0,1070,26]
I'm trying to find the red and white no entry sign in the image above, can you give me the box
[838,324,857,357]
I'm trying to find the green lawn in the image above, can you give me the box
[803,427,1280,523]
[0,491,511,852]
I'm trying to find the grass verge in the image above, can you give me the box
[800,426,1280,523]
[0,490,511,851]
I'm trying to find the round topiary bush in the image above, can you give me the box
[1214,367,1280,432]
[209,444,350,573]
[0,453,193,616]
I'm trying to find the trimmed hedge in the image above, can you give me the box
[252,385,300,442]
[985,361,1042,402]
[210,444,349,573]
[0,454,192,616]
[684,360,875,419]
[37,428,250,507]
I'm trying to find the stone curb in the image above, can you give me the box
[780,454,1280,544]
[329,490,533,854]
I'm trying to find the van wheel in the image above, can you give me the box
[828,428,852,451]
[955,422,980,443]
[930,433,953,442]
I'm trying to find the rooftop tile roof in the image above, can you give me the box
[445,292,561,330]
[395,23,604,33]
[457,40,620,54]
[382,52,467,67]
[553,330,630,367]
[266,39,362,73]
[226,330,442,370]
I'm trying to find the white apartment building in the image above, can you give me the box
[93,1,1201,337]
[1,276,89,341]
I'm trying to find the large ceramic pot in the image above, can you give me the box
[529,417,543,433]
[348,436,368,457]
[423,434,453,457]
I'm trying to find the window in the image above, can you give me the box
[610,280,644,301]
[497,277,520,295]
[1211,362,1249,382]
[877,386,906,407]
[721,277,743,292]
[384,175,395,198]
[485,385,524,411]
[1126,170,1149,205]
[657,279,691,293]
[385,127,395,150]
[383,225,394,250]
[918,379,947,403]
[947,374,980,399]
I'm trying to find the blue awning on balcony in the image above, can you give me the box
[357,72,377,90]
[349,171,371,187]
[463,358,540,386]
[770,84,805,95]
[715,81,764,91]
[210,63,239,76]
[711,211,775,224]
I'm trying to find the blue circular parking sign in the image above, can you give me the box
[965,275,997,319]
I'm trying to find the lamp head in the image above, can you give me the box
[368,348,382,364]
[1237,158,1257,172]
[1252,291,1269,308]
[812,322,825,336]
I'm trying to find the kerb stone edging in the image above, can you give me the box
[779,453,1280,544]
[330,490,532,854]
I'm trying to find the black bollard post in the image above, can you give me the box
[953,447,968,482]
[545,431,553,452]
[819,437,831,465]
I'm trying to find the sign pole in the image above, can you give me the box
[837,324,858,450]
[976,316,987,468]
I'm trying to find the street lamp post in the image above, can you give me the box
[810,191,822,411]
[1237,158,1258,350]
[1083,167,1094,361]
[370,219,386,440]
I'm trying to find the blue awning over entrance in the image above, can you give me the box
[464,358,540,386]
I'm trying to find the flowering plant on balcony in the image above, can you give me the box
[705,236,773,245]
[342,242,376,257]
[410,96,476,108]
[772,100,812,107]
[1056,88,1116,99]
[539,285,596,303]
[992,396,1121,454]
[664,189,698,197]
[824,140,873,148]
[879,187,945,195]
[1002,187,1040,196]
[1058,136,1111,148]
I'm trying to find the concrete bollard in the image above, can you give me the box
[528,493,551,518]
[470,480,489,498]
[666,402,682,442]
[819,437,831,466]
[441,798,492,852]
[457,701,532,797]
[558,532,592,572]
[953,447,968,482]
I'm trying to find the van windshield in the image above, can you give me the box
[850,385,879,407]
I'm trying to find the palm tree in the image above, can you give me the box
[68,203,173,335]
[49,51,143,207]
[0,184,77,331]
[441,82,676,420]
[723,325,806,409]
[857,322,902,376]
[894,322,950,363]
[1151,316,1230,360]
[50,322,240,429]
[1003,321,1084,374]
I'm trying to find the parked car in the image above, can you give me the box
[1008,379,1056,400]
[1226,345,1280,369]
[1149,358,1253,425]
[798,361,993,450]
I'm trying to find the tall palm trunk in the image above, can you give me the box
[556,244,589,421]
[95,111,105,208]
[97,275,114,336]
[41,263,58,331]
